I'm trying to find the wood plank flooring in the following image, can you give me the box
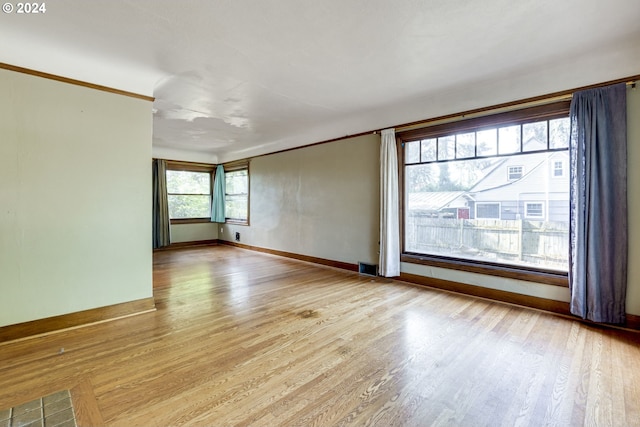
[1,246,639,426]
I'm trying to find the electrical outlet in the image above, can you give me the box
[235,232,240,241]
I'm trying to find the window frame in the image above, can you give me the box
[476,202,501,219]
[524,202,545,219]
[507,165,523,181]
[553,160,565,178]
[165,161,215,224]
[398,101,571,287]
[223,161,250,226]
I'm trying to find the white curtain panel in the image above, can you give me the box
[379,128,400,277]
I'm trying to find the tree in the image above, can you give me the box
[166,170,212,218]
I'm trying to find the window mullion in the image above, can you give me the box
[519,124,523,153]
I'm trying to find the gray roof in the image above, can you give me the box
[408,191,467,211]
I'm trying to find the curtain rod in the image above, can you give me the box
[373,76,639,135]
[250,75,638,161]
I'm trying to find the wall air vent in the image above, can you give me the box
[358,262,378,277]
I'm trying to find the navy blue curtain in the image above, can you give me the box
[569,83,627,323]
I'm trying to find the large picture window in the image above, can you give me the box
[399,102,570,284]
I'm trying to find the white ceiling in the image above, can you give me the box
[2,0,639,163]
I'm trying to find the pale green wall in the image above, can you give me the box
[220,87,640,316]
[221,134,380,265]
[170,222,218,243]
[0,69,153,327]
[625,86,640,315]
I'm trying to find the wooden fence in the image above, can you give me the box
[405,216,569,270]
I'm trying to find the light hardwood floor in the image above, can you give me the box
[1,246,639,426]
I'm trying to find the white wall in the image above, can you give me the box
[152,146,218,165]
[221,134,380,265]
[0,69,153,327]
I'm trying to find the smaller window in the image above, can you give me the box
[225,165,249,224]
[421,139,437,162]
[525,202,544,219]
[456,132,475,159]
[438,136,456,160]
[476,202,500,219]
[553,161,564,177]
[498,125,521,154]
[477,129,497,156]
[507,166,523,180]
[166,169,212,220]
[406,141,420,163]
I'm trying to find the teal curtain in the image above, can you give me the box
[211,165,226,223]
[569,83,627,323]
[152,159,171,248]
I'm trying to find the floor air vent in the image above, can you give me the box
[358,262,378,277]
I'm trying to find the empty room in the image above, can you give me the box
[1,1,640,426]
